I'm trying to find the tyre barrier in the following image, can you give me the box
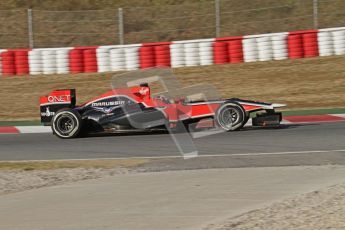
[110,48,126,71]
[214,36,244,64]
[56,48,71,74]
[154,44,171,67]
[70,47,99,74]
[170,43,185,68]
[96,46,112,73]
[318,31,333,56]
[69,49,83,74]
[288,30,319,59]
[139,42,171,69]
[302,31,319,57]
[228,38,243,63]
[199,41,213,66]
[29,50,42,75]
[170,39,215,68]
[324,27,345,55]
[288,33,304,59]
[254,33,288,62]
[0,50,5,76]
[271,33,288,60]
[213,42,229,64]
[242,37,258,62]
[83,49,98,73]
[184,42,200,67]
[2,26,345,76]
[42,50,57,75]
[15,50,30,75]
[333,31,345,55]
[256,36,273,61]
[1,51,16,76]
[124,46,140,70]
[140,46,155,69]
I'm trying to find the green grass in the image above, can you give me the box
[282,108,345,116]
[0,120,40,126]
[0,159,149,170]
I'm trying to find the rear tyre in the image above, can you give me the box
[215,103,246,131]
[52,108,83,139]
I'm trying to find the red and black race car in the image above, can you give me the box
[40,83,285,139]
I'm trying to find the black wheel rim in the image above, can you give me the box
[218,107,240,129]
[56,114,76,135]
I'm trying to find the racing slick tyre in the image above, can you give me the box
[215,103,246,131]
[52,108,83,139]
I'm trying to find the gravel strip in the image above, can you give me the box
[205,183,345,230]
[0,167,135,195]
[2,166,345,229]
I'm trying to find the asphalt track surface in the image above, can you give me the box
[1,122,345,163]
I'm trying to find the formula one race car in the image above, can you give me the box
[40,83,285,139]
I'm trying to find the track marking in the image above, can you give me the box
[2,149,345,163]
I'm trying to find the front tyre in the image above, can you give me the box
[215,103,246,131]
[52,109,83,139]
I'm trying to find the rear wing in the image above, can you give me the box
[40,89,76,125]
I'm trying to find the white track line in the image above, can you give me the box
[3,149,345,163]
[333,114,345,119]
[16,126,51,134]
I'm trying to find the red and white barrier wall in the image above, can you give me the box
[1,26,345,76]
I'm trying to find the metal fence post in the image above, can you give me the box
[27,9,34,48]
[118,8,124,45]
[215,0,220,37]
[313,0,319,29]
